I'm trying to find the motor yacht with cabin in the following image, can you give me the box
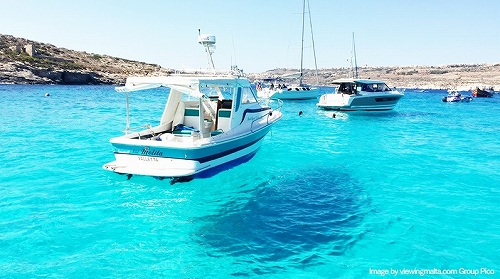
[317,78,404,111]
[316,33,403,111]
[102,32,283,183]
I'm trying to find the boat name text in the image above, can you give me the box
[132,147,163,157]
[138,156,159,162]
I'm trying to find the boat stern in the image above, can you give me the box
[103,153,203,178]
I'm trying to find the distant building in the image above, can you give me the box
[9,44,36,56]
[24,44,35,56]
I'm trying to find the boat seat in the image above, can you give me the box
[172,130,194,136]
[172,124,199,137]
[217,109,231,132]
[184,108,200,130]
[210,129,224,136]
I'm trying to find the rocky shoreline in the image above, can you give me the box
[248,64,500,91]
[1,34,499,90]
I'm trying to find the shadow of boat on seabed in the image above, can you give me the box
[195,166,371,272]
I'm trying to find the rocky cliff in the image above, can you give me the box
[0,34,172,85]
[1,34,499,90]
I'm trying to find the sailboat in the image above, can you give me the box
[316,33,404,111]
[257,0,320,100]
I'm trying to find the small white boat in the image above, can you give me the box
[442,90,473,102]
[256,76,319,100]
[103,33,283,182]
[316,79,404,111]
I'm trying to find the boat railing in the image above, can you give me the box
[258,98,283,112]
[250,99,283,132]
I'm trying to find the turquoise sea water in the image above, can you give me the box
[1,84,499,278]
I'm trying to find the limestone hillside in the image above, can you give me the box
[1,34,499,90]
[249,64,500,91]
[0,34,171,85]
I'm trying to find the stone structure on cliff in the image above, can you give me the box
[9,44,35,56]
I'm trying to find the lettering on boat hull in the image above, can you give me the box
[138,156,159,162]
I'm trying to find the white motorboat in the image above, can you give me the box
[316,79,404,111]
[103,33,283,182]
[102,74,282,182]
[442,90,473,102]
[256,0,319,100]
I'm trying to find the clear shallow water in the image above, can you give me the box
[0,85,499,278]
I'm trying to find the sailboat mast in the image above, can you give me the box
[300,0,306,85]
[307,0,319,85]
[352,32,358,79]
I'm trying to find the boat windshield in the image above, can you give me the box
[198,85,257,104]
[200,85,234,100]
[241,86,258,104]
[358,82,391,92]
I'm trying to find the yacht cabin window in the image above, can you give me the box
[241,86,258,104]
[359,83,391,92]
[339,83,356,94]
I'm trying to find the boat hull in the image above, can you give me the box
[259,87,319,100]
[317,92,403,111]
[103,123,272,179]
[472,88,494,98]
[442,96,473,102]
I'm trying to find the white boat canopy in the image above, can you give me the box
[115,75,251,99]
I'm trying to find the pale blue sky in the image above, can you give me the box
[2,0,499,73]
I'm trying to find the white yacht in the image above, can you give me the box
[317,79,404,111]
[102,75,282,183]
[442,90,473,102]
[256,76,319,100]
[102,33,283,183]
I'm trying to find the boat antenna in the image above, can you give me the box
[351,32,358,79]
[231,34,237,69]
[198,28,216,72]
[306,0,319,85]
